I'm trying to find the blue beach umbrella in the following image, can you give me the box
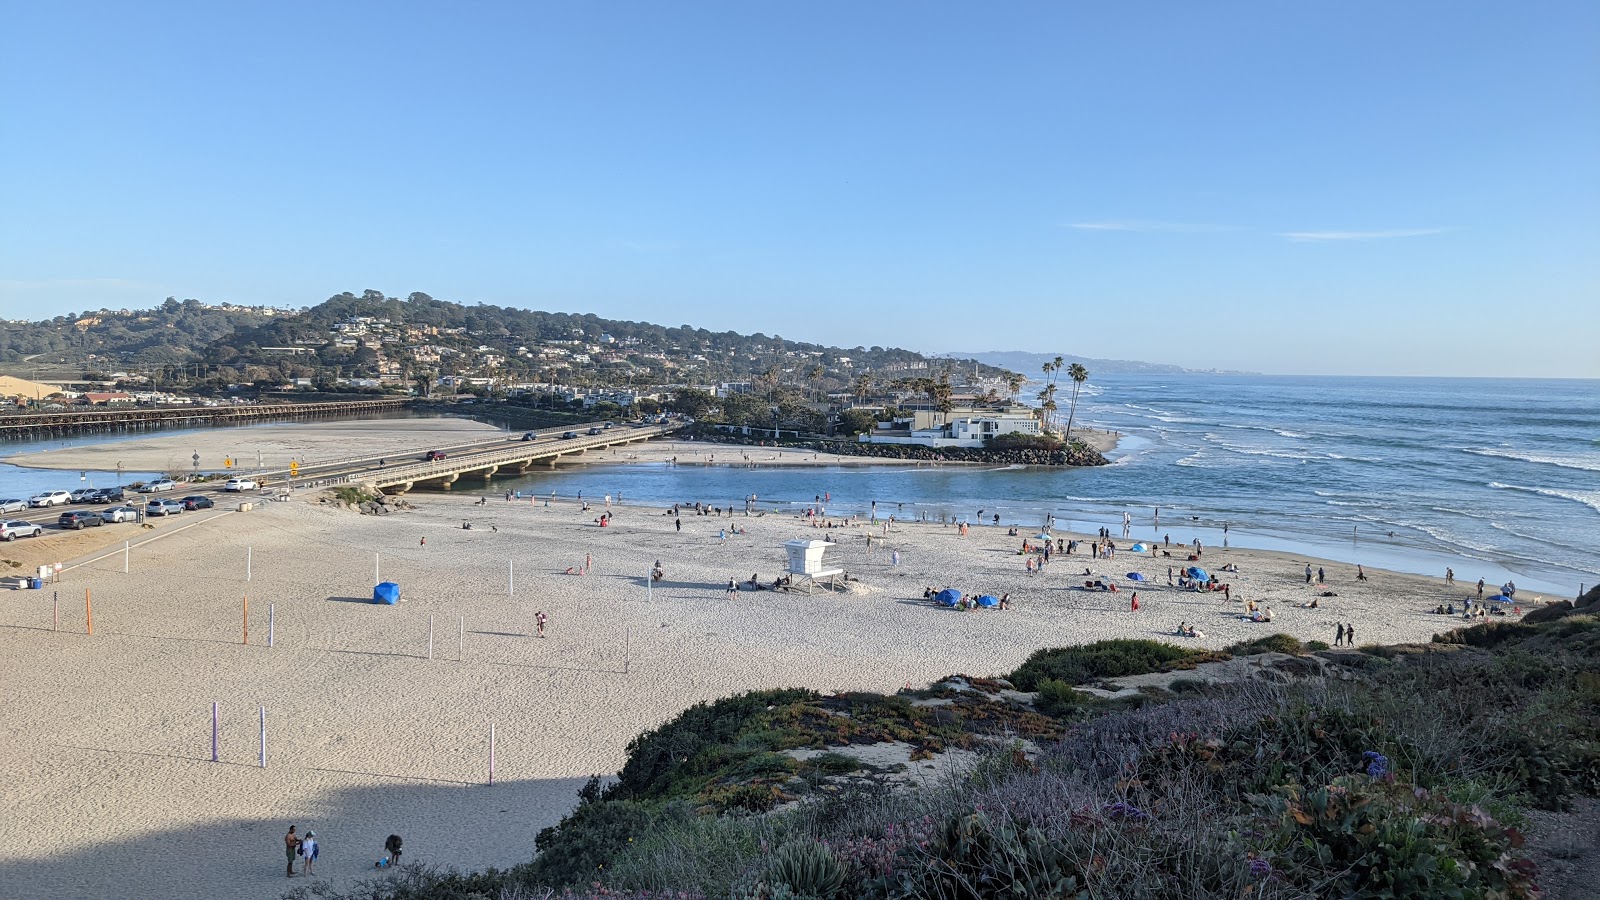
[975,594,1000,608]
[1185,566,1208,580]
[1130,543,1148,553]
[1126,572,1146,582]
[1035,533,1053,541]
[1486,594,1513,604]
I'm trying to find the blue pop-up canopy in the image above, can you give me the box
[934,588,961,606]
[373,582,400,605]
[1185,567,1208,580]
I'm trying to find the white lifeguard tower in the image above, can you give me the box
[784,539,845,593]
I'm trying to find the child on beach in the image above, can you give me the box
[535,611,547,638]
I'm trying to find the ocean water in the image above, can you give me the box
[480,376,1599,596]
[2,377,1594,595]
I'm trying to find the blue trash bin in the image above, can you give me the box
[31,577,43,589]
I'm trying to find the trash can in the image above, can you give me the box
[30,578,43,589]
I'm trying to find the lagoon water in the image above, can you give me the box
[2,376,1595,595]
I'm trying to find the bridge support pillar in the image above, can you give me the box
[480,464,499,480]
[546,454,561,468]
[439,473,459,490]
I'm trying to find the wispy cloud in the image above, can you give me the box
[1278,228,1448,242]
[1066,220,1237,234]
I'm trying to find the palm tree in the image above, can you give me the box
[932,374,954,426]
[807,365,826,402]
[853,372,874,404]
[1063,363,1090,440]
[1006,372,1024,403]
[1036,382,1057,432]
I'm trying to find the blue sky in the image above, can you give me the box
[2,1,1596,377]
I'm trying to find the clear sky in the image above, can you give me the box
[2,2,1596,377]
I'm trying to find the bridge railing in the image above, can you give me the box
[356,424,681,487]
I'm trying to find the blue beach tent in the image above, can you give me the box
[1185,567,1209,580]
[1127,572,1146,581]
[975,594,1000,608]
[1130,543,1148,553]
[373,582,400,605]
[934,588,962,606]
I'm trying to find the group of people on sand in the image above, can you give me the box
[1173,621,1206,638]
[283,826,405,877]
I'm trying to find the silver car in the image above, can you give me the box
[0,498,26,514]
[101,505,140,523]
[0,520,44,541]
[145,499,184,516]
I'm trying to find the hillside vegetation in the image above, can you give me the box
[288,621,1600,900]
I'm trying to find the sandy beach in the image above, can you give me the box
[0,462,1529,900]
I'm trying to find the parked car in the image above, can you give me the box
[146,499,184,516]
[520,432,539,442]
[29,490,71,507]
[0,520,44,541]
[0,498,27,514]
[137,479,178,493]
[89,487,126,503]
[587,427,604,435]
[424,450,447,461]
[603,421,615,429]
[100,506,140,523]
[180,495,214,510]
[58,510,105,529]
[223,478,258,492]
[69,488,99,503]
[561,431,579,439]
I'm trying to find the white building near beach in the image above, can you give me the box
[858,406,1042,449]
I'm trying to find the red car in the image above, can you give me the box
[424,450,447,461]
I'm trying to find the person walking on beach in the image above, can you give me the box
[1477,578,1485,598]
[1334,623,1346,647]
[1445,567,1454,585]
[1357,565,1367,581]
[1345,623,1356,646]
[300,830,319,876]
[535,611,547,638]
[1305,564,1314,585]
[1130,592,1139,611]
[284,825,302,877]
[675,517,681,533]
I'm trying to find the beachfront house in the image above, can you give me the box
[858,405,1041,449]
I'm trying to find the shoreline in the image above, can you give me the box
[2,418,1579,596]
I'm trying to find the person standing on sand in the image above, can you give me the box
[1305,564,1313,585]
[726,579,738,600]
[535,611,547,638]
[1477,578,1485,598]
[285,825,301,877]
[1335,623,1346,647]
[1318,567,1326,584]
[1357,565,1367,582]
[1345,623,1356,646]
[1445,567,1454,585]
[1130,592,1140,611]
[675,517,681,533]
[301,830,319,876]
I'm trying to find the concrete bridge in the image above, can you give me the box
[341,422,683,493]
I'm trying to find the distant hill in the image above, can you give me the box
[948,350,1253,377]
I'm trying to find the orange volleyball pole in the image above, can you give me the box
[85,589,93,635]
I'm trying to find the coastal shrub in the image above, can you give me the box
[334,485,378,505]
[1032,679,1086,716]
[875,810,1085,899]
[988,432,1061,452]
[609,689,819,802]
[1223,633,1305,656]
[1008,640,1222,690]
[1305,639,1330,651]
[762,841,848,899]
[808,752,862,776]
[528,798,659,887]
